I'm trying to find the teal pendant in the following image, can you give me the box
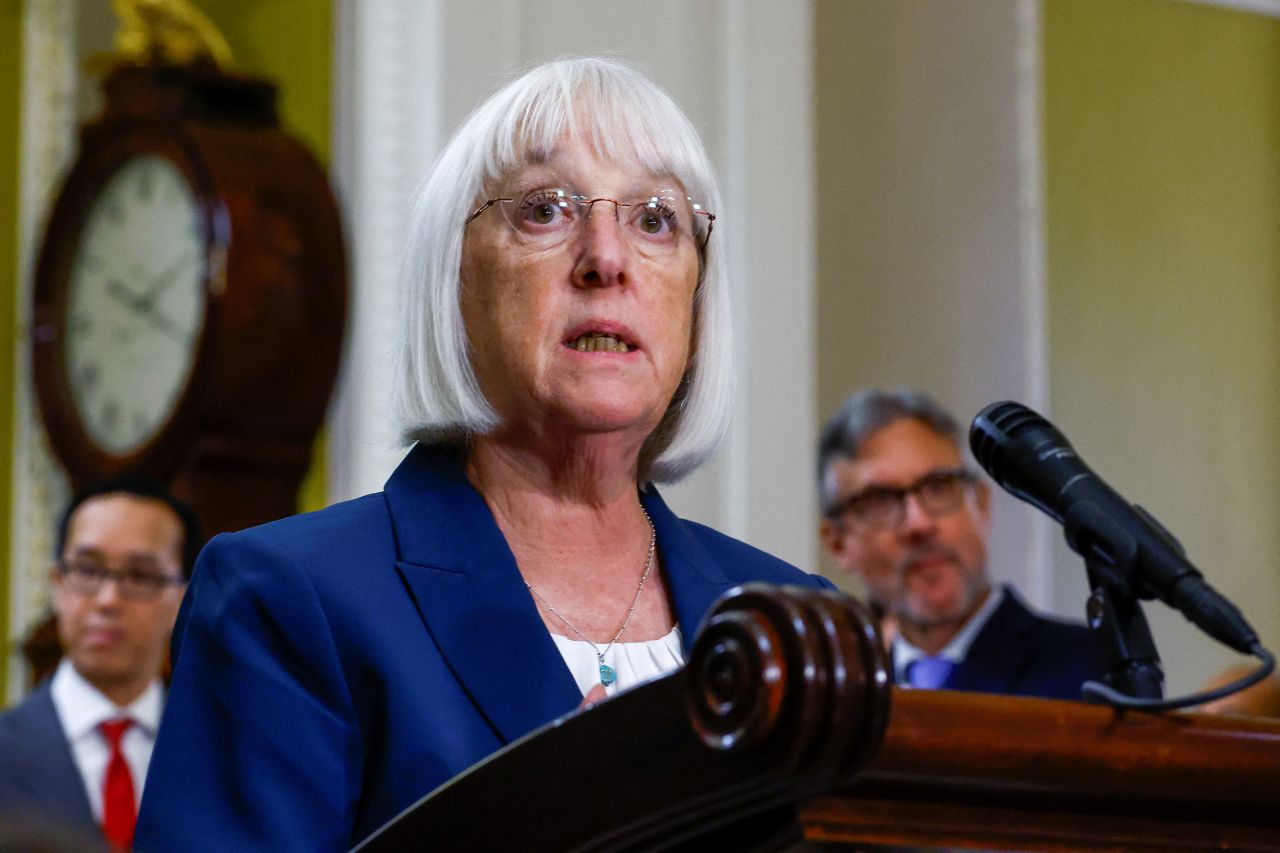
[599,663,616,686]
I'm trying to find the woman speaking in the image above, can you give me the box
[136,57,832,850]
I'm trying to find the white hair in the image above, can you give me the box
[390,57,732,484]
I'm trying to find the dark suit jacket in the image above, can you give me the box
[135,443,833,852]
[938,586,1102,701]
[0,681,97,834]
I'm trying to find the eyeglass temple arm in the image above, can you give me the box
[465,198,514,225]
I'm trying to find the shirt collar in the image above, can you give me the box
[893,585,1004,679]
[50,658,164,740]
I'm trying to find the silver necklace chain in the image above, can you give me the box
[526,507,656,669]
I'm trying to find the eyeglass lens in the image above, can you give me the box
[482,188,712,252]
[838,469,973,530]
[59,560,180,600]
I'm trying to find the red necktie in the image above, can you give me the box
[99,718,136,850]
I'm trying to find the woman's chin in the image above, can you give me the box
[543,396,661,440]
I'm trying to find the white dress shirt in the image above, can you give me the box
[49,658,163,821]
[551,625,684,697]
[893,586,1005,686]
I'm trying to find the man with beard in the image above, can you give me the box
[817,388,1100,700]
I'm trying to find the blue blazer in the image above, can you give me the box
[0,681,97,835]
[939,587,1102,701]
[135,444,833,852]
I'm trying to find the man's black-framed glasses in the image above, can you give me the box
[57,559,185,602]
[828,468,977,531]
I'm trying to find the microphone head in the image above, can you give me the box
[962,394,1085,514]
[969,401,1050,486]
[969,400,1082,522]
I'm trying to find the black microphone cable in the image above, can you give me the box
[1080,644,1274,712]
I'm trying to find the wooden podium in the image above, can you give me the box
[356,585,1280,852]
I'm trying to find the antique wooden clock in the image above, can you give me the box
[31,29,347,541]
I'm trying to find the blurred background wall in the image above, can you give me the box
[3,0,1276,698]
[1042,0,1280,690]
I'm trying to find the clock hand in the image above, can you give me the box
[105,277,149,310]
[104,278,158,327]
[136,303,189,342]
[138,251,196,308]
[104,278,189,342]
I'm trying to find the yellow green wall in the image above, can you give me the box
[1,0,23,694]
[1044,0,1280,691]
[200,0,332,161]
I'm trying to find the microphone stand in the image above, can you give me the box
[1083,569,1165,700]
[1064,502,1165,700]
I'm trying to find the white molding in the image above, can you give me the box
[326,0,443,503]
[1178,0,1280,16]
[1015,0,1054,609]
[9,0,77,703]
[714,0,817,571]
[719,2,750,540]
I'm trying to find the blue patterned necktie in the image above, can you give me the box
[906,655,955,689]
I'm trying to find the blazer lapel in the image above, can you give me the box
[12,683,96,827]
[945,587,1036,693]
[385,445,581,744]
[383,448,739,741]
[640,489,735,654]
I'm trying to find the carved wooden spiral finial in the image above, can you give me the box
[684,584,892,784]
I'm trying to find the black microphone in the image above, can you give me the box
[969,400,1259,655]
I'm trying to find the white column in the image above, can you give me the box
[713,0,817,571]
[1014,0,1054,607]
[327,0,445,502]
[8,0,77,702]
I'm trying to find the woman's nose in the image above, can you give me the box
[572,205,630,289]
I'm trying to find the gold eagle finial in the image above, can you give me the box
[108,0,234,69]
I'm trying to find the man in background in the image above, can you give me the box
[0,475,199,849]
[818,387,1100,700]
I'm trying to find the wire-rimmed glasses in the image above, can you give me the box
[56,558,185,602]
[466,187,715,255]
[827,468,977,532]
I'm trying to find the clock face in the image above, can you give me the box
[62,155,207,456]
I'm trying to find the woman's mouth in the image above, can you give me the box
[566,332,635,353]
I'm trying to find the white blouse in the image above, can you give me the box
[550,626,684,698]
